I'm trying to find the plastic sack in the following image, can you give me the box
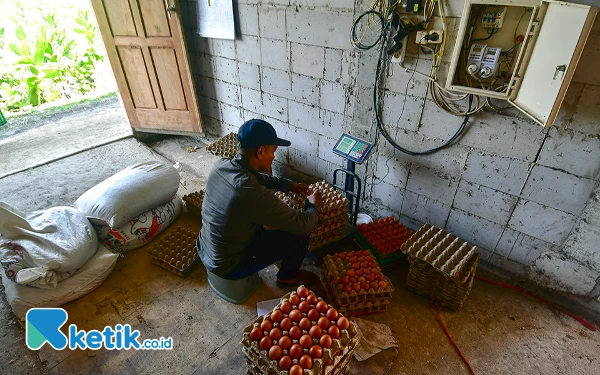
[0,203,98,288]
[96,196,182,253]
[1,243,118,320]
[74,161,180,229]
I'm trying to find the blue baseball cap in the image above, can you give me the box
[238,119,291,148]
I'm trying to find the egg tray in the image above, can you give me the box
[244,342,353,375]
[206,132,239,158]
[400,223,479,280]
[147,226,198,277]
[273,193,346,227]
[321,254,394,306]
[241,288,359,375]
[353,232,409,263]
[182,190,204,219]
[243,346,353,375]
[244,348,353,375]
[356,218,413,258]
[274,183,349,218]
[311,220,346,239]
[309,227,346,251]
[274,191,305,211]
[319,209,347,226]
[406,252,480,311]
[322,285,390,317]
[353,234,406,268]
[309,181,349,213]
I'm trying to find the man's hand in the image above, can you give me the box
[307,191,323,213]
[291,182,310,196]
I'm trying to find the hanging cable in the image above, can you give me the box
[373,19,474,155]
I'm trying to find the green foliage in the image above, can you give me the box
[0,1,105,112]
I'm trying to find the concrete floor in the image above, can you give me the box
[1,100,599,374]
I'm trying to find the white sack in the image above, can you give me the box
[96,196,182,253]
[0,203,98,288]
[2,244,118,320]
[74,161,180,229]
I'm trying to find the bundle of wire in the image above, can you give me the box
[351,0,477,155]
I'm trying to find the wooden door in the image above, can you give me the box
[90,0,203,133]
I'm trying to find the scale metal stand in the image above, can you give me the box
[307,133,374,262]
[331,133,374,226]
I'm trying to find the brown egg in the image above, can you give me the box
[306,293,318,305]
[328,325,340,339]
[299,354,313,369]
[260,336,273,350]
[337,317,349,330]
[309,344,323,358]
[280,301,292,314]
[260,320,272,332]
[289,343,303,359]
[269,327,282,341]
[319,334,332,349]
[326,308,338,321]
[289,326,302,340]
[307,308,320,321]
[299,334,313,349]
[250,327,263,341]
[278,335,292,350]
[309,325,323,339]
[297,286,309,298]
[318,316,331,330]
[316,301,328,313]
[271,309,283,323]
[289,309,303,322]
[299,317,311,330]
[279,355,293,370]
[298,301,311,313]
[289,294,300,306]
[289,364,304,375]
[280,317,293,331]
[269,345,283,360]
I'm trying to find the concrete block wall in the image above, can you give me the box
[179,0,600,298]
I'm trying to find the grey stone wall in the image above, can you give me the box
[179,0,600,298]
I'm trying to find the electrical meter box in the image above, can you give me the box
[445,0,597,128]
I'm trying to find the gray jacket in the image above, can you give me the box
[198,153,319,276]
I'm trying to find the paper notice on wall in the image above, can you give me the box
[197,0,235,40]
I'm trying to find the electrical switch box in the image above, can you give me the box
[482,6,507,28]
[445,0,597,128]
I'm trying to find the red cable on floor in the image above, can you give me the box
[430,297,477,375]
[474,276,596,331]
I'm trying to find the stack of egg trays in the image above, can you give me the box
[400,223,480,311]
[241,289,359,375]
[321,254,394,309]
[322,286,390,317]
[147,226,198,277]
[182,190,204,219]
[273,182,349,251]
[206,132,239,158]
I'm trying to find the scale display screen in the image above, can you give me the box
[332,133,373,164]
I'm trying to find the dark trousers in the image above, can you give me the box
[222,229,310,280]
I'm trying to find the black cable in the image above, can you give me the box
[372,22,473,156]
[351,10,386,50]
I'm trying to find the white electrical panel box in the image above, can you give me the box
[445,0,597,128]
